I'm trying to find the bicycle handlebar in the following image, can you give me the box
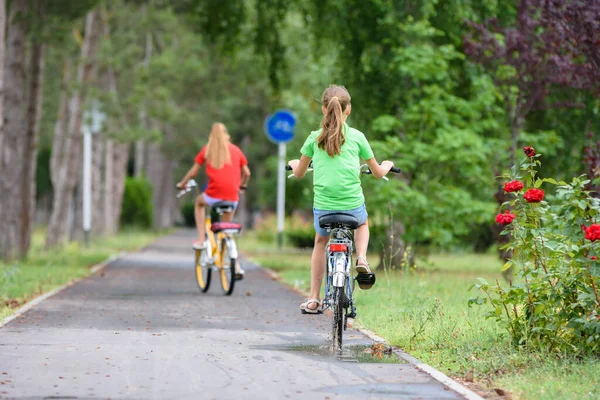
[175,179,197,198]
[286,162,401,175]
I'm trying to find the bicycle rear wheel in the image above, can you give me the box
[332,286,345,352]
[195,248,211,292]
[219,239,236,296]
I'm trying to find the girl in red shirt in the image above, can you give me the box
[177,123,251,249]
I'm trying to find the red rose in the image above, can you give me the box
[524,146,536,157]
[503,180,524,193]
[495,210,516,225]
[584,224,600,241]
[524,188,545,203]
[592,256,598,261]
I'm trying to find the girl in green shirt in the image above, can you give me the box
[288,85,394,314]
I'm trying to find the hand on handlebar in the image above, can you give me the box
[176,180,187,190]
[381,160,394,174]
[287,159,300,172]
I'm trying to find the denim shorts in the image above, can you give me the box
[313,204,368,237]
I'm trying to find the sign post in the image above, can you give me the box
[82,104,106,247]
[264,110,296,248]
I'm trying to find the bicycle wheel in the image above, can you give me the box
[195,248,211,292]
[332,286,345,352]
[219,238,236,296]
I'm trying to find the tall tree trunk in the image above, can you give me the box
[0,0,28,261]
[146,124,176,229]
[104,139,114,234]
[109,142,129,233]
[48,58,72,240]
[0,0,6,166]
[46,9,102,248]
[92,134,105,235]
[135,141,145,178]
[20,0,46,256]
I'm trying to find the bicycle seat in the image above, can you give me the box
[211,222,242,234]
[212,201,236,213]
[319,213,359,230]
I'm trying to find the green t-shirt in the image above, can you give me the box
[300,123,374,210]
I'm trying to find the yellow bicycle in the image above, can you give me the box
[177,180,242,296]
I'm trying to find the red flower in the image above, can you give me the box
[503,180,524,193]
[584,224,600,242]
[592,256,598,261]
[524,188,545,203]
[524,146,536,157]
[495,210,516,225]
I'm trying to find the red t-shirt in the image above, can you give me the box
[195,143,248,201]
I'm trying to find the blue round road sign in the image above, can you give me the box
[265,110,296,143]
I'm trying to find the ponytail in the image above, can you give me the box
[317,85,351,157]
[205,122,231,169]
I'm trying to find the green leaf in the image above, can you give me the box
[501,261,512,271]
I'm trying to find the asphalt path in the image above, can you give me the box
[0,230,462,400]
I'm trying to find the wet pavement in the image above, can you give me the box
[0,230,462,399]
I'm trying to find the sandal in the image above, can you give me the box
[356,256,376,290]
[300,299,322,314]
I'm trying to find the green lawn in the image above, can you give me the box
[0,228,161,319]
[240,235,600,400]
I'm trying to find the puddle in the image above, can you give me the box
[282,344,406,364]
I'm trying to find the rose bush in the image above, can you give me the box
[471,148,600,354]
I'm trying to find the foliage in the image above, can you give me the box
[181,203,196,228]
[120,177,153,228]
[286,223,314,249]
[471,151,600,354]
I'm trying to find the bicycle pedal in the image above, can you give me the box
[355,273,376,286]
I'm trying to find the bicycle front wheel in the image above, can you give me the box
[332,286,345,352]
[219,239,236,296]
[195,248,211,292]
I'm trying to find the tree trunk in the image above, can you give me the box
[377,219,413,270]
[146,125,176,230]
[0,0,28,261]
[109,142,129,233]
[0,0,6,167]
[20,0,46,256]
[135,140,145,178]
[104,139,114,234]
[46,9,102,248]
[92,134,105,234]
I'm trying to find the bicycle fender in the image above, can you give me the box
[225,237,238,259]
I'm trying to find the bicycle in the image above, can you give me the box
[176,179,243,296]
[286,163,401,352]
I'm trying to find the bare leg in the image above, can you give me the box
[355,219,370,269]
[194,194,207,244]
[307,233,329,311]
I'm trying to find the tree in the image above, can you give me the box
[46,8,103,248]
[0,0,30,261]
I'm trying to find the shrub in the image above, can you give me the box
[120,177,153,228]
[470,147,600,354]
[181,203,196,227]
[286,224,314,248]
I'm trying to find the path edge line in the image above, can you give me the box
[249,258,485,400]
[1,253,125,328]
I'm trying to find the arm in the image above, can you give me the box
[177,163,201,188]
[288,155,312,178]
[365,157,394,179]
[240,165,251,189]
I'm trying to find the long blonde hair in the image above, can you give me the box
[205,122,231,169]
[317,85,351,157]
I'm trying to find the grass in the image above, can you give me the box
[239,234,600,400]
[0,228,162,319]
